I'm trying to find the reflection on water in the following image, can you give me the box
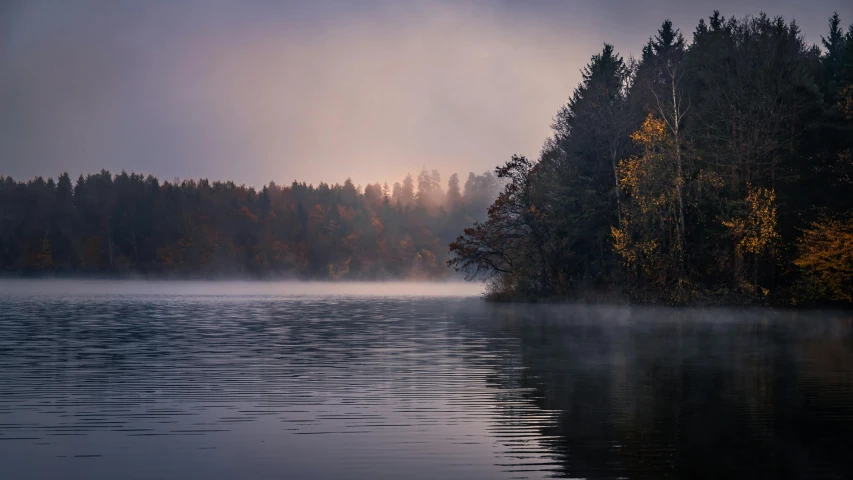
[1,286,851,479]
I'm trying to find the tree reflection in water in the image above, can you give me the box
[463,305,853,479]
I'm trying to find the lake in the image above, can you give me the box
[1,281,852,479]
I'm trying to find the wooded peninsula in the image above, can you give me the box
[448,12,853,306]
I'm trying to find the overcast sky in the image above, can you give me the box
[2,0,851,188]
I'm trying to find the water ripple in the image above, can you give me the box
[0,291,851,479]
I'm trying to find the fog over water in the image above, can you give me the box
[0,279,485,298]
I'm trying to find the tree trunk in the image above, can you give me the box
[670,69,687,271]
[611,153,622,224]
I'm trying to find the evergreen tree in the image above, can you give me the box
[450,11,853,306]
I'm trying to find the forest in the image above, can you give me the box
[0,168,500,279]
[449,12,853,306]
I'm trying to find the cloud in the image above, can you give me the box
[0,1,596,187]
[1,0,849,187]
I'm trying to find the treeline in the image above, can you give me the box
[450,12,853,306]
[0,168,500,279]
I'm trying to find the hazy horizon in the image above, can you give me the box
[0,279,486,297]
[2,0,851,188]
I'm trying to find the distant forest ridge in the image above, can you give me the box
[449,12,853,306]
[0,169,502,279]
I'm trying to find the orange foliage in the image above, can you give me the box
[238,206,258,223]
[336,205,356,222]
[794,217,853,302]
[722,184,779,257]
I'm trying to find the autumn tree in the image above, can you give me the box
[722,185,780,295]
[793,217,853,303]
[612,114,697,300]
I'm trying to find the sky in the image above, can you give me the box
[2,0,852,189]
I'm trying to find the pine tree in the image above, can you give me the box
[822,13,848,101]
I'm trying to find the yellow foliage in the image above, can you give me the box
[617,156,641,191]
[793,217,853,302]
[611,224,633,265]
[630,114,668,149]
[697,169,725,190]
[611,219,659,273]
[722,184,779,257]
[617,115,677,216]
[613,113,685,292]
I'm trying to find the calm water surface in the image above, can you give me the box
[1,281,852,479]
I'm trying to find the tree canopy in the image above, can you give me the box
[0,170,500,279]
[450,12,853,306]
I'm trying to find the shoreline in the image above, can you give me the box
[2,277,850,310]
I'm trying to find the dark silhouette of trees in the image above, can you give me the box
[450,12,853,305]
[449,156,547,298]
[446,173,462,209]
[0,170,500,279]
